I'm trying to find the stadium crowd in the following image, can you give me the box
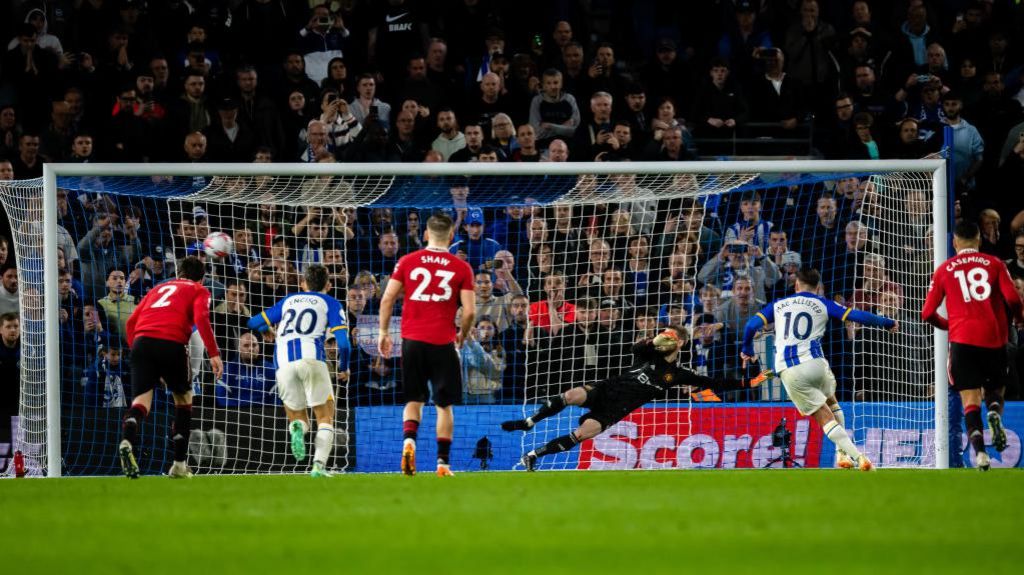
[2,0,1024,420]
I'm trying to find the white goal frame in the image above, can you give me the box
[39,159,948,476]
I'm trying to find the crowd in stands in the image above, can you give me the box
[2,0,1024,415]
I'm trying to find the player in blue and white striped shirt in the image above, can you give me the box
[741,267,897,471]
[248,264,350,477]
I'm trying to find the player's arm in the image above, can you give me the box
[193,290,221,359]
[378,276,403,356]
[920,268,949,330]
[740,304,774,362]
[125,305,140,348]
[825,299,897,331]
[327,299,351,373]
[674,365,773,392]
[246,300,283,333]
[458,287,476,347]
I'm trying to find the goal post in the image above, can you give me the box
[1,158,949,476]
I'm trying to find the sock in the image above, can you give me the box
[830,404,846,456]
[403,420,419,446]
[533,431,580,458]
[172,404,192,463]
[529,394,568,427]
[437,437,452,465]
[987,391,1004,417]
[122,403,148,448]
[965,405,985,455]
[823,420,861,460]
[313,424,334,467]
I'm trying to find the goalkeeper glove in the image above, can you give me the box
[746,369,775,388]
[652,330,680,351]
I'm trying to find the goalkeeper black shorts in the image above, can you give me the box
[948,342,1011,393]
[578,381,650,430]
[401,338,462,407]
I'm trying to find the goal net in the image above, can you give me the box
[0,160,947,476]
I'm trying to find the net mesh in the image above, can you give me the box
[0,163,941,475]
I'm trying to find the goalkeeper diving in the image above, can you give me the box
[501,325,771,471]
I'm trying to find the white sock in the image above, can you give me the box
[824,420,861,460]
[314,424,334,466]
[403,437,415,447]
[830,405,846,456]
[525,417,535,428]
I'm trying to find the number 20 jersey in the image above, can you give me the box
[391,247,475,345]
[260,292,348,367]
[921,248,1022,349]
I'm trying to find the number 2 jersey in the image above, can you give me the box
[247,292,350,370]
[390,247,475,345]
[743,292,895,372]
[126,279,220,358]
[921,248,1023,349]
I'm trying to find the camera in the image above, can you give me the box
[727,244,749,254]
[917,74,932,85]
[771,418,791,449]
[317,16,331,26]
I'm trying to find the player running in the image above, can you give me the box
[247,264,350,478]
[741,267,897,471]
[501,326,772,471]
[119,256,224,479]
[922,221,1023,471]
[379,212,475,477]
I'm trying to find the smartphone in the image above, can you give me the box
[727,244,749,254]
[326,93,338,103]
[369,104,379,117]
[317,16,331,26]
[917,75,931,84]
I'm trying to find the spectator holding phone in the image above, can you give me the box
[319,90,361,155]
[572,91,616,160]
[297,4,349,84]
[697,240,779,302]
[349,74,391,132]
[725,190,774,253]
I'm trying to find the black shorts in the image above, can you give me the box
[401,339,462,407]
[131,336,191,396]
[578,381,651,430]
[949,342,1012,393]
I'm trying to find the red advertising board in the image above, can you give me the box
[577,407,825,469]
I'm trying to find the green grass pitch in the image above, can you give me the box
[2,469,1022,574]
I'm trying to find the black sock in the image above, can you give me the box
[965,407,985,455]
[534,432,579,458]
[437,437,452,465]
[172,405,193,463]
[122,403,148,448]
[530,394,568,425]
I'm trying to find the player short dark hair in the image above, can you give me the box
[955,221,981,241]
[304,264,330,292]
[427,212,454,235]
[665,324,688,340]
[0,312,18,325]
[795,268,821,288]
[177,256,206,281]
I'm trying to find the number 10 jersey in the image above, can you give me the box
[391,247,475,345]
[756,292,854,372]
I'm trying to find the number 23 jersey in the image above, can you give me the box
[391,247,475,345]
[921,248,1023,349]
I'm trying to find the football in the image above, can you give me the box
[203,231,234,258]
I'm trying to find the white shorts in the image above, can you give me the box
[276,359,334,411]
[779,358,836,416]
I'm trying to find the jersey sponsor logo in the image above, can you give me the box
[388,22,413,32]
[385,12,408,22]
[663,372,674,383]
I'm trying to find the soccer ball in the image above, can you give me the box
[203,232,234,258]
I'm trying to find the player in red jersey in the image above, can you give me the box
[118,256,224,479]
[922,221,1024,470]
[378,212,475,477]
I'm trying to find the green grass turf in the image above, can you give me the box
[2,470,1022,574]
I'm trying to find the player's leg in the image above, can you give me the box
[401,401,424,475]
[985,386,1007,452]
[501,385,589,431]
[120,338,166,478]
[307,361,336,477]
[825,395,853,469]
[399,339,431,475]
[167,390,195,478]
[432,343,463,477]
[277,362,311,461]
[961,389,989,470]
[810,404,870,470]
[520,418,603,471]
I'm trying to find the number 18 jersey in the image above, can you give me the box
[391,247,475,345]
[921,248,1023,349]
